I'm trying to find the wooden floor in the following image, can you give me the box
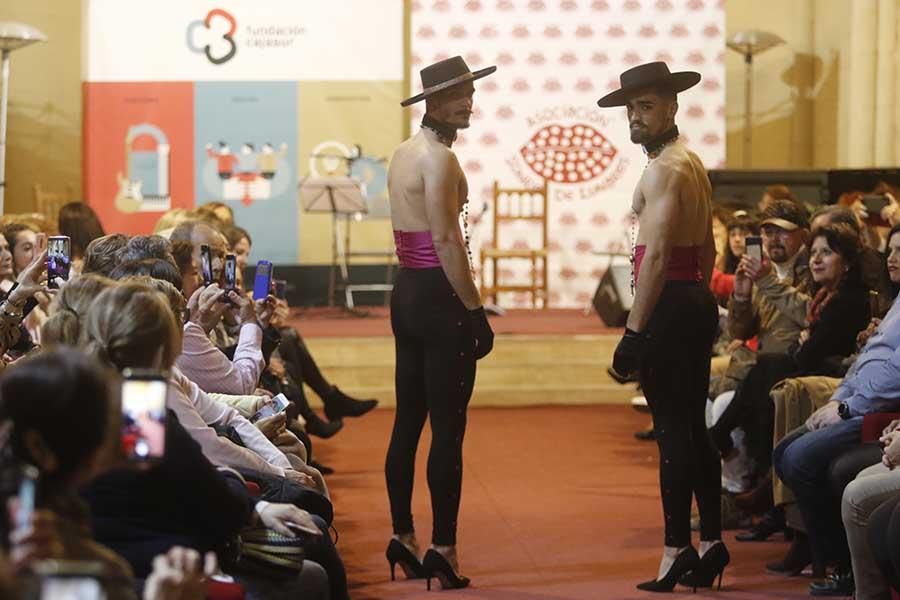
[318,405,813,600]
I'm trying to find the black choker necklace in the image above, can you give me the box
[642,125,679,158]
[421,114,457,146]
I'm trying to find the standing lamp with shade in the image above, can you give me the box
[726,30,785,168]
[0,22,47,214]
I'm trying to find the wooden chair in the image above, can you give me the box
[33,184,72,223]
[479,181,549,308]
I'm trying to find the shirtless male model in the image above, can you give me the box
[383,56,495,591]
[600,62,727,592]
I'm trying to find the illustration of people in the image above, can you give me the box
[258,142,288,179]
[237,142,257,174]
[206,141,238,179]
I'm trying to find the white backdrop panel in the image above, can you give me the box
[85,0,404,82]
[410,0,726,308]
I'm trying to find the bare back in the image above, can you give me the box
[632,142,711,247]
[388,130,468,232]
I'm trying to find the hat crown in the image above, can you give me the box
[619,61,673,90]
[420,56,472,90]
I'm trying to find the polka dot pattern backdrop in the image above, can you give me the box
[410,0,725,308]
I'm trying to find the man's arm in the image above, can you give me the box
[754,270,812,327]
[626,165,682,332]
[424,150,482,310]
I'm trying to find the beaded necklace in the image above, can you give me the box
[421,115,474,274]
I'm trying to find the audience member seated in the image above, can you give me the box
[773,235,900,584]
[711,210,758,304]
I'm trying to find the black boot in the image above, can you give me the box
[305,410,343,439]
[323,386,378,420]
[765,532,813,577]
[735,505,785,542]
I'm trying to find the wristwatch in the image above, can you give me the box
[837,401,852,420]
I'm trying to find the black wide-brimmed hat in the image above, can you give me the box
[401,56,497,107]
[596,61,701,108]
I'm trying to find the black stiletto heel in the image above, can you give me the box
[423,549,470,591]
[636,546,701,593]
[386,539,426,580]
[679,542,730,590]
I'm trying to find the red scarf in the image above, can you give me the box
[806,287,836,327]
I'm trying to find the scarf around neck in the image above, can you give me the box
[421,114,457,146]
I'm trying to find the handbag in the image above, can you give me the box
[236,467,334,525]
[222,527,306,580]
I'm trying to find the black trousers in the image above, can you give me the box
[385,268,476,546]
[868,493,900,593]
[709,353,797,475]
[639,282,720,547]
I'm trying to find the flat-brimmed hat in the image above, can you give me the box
[760,198,809,232]
[597,61,701,108]
[401,56,497,107]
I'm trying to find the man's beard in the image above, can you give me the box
[630,126,650,144]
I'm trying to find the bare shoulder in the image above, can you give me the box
[641,148,690,191]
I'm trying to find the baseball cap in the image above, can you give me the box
[760,199,809,232]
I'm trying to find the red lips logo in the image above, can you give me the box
[497,52,515,65]
[559,52,578,65]
[544,25,563,38]
[520,124,618,184]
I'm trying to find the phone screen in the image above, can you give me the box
[15,464,38,530]
[745,236,763,262]
[251,393,290,422]
[253,261,273,300]
[40,578,103,600]
[224,255,237,291]
[121,377,167,461]
[200,245,214,286]
[47,236,71,289]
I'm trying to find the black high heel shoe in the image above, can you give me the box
[679,543,730,590]
[636,546,700,593]
[386,539,426,580]
[423,549,470,591]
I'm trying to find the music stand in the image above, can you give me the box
[299,176,367,307]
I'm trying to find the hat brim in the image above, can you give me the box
[596,71,702,108]
[401,66,497,107]
[760,217,800,232]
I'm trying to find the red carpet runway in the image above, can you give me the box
[317,405,812,600]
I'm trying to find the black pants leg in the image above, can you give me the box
[639,283,720,547]
[868,493,900,593]
[279,327,333,400]
[385,268,476,546]
[709,353,794,474]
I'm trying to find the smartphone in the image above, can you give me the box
[273,279,287,300]
[47,236,71,289]
[200,244,214,287]
[121,369,168,462]
[252,260,273,300]
[15,464,39,530]
[862,194,890,215]
[251,393,290,423]
[745,235,763,262]
[33,560,105,600]
[224,254,237,292]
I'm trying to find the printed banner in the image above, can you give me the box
[84,0,404,82]
[193,82,298,264]
[83,0,405,264]
[410,0,726,308]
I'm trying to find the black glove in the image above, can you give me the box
[612,328,649,379]
[470,307,494,360]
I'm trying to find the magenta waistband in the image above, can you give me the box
[634,244,703,283]
[394,230,441,269]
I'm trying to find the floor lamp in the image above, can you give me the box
[726,30,785,168]
[0,22,47,214]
